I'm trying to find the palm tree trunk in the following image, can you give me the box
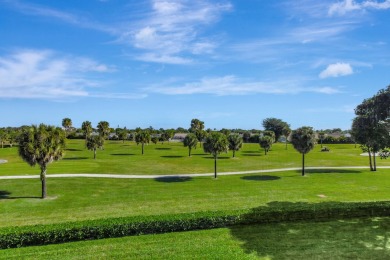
[373,152,377,171]
[302,153,305,176]
[142,143,144,155]
[285,141,288,150]
[214,156,217,179]
[40,165,47,199]
[368,150,373,171]
[188,148,191,157]
[233,150,236,158]
[94,149,96,159]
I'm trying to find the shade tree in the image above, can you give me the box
[291,126,316,176]
[18,124,66,198]
[228,134,243,158]
[262,118,290,142]
[203,132,229,178]
[86,135,104,159]
[183,133,198,157]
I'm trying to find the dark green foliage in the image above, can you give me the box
[1,201,389,249]
[262,118,290,142]
[86,135,104,159]
[203,132,229,178]
[291,126,316,176]
[183,133,198,156]
[259,136,273,155]
[227,134,243,157]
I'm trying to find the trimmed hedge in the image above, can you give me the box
[1,201,389,249]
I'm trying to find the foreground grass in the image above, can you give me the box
[1,169,389,227]
[1,217,389,259]
[1,141,389,176]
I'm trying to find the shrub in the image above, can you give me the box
[0,201,389,249]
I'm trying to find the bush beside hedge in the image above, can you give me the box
[1,201,389,249]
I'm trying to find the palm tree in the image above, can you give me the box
[228,134,243,158]
[259,136,273,155]
[97,121,110,149]
[291,126,316,176]
[183,133,198,156]
[135,131,150,155]
[318,131,325,148]
[86,135,104,159]
[81,121,93,143]
[203,132,229,178]
[62,118,72,137]
[18,124,66,198]
[282,126,291,150]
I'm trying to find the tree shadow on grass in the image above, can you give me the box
[202,156,231,160]
[161,155,184,158]
[111,153,136,156]
[155,148,172,150]
[63,157,89,160]
[300,169,362,174]
[65,148,83,152]
[0,190,40,200]
[241,175,280,181]
[230,202,390,259]
[241,151,262,157]
[154,176,192,183]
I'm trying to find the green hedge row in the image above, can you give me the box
[1,201,389,249]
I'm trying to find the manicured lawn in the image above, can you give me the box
[1,217,389,259]
[1,168,389,227]
[0,140,389,176]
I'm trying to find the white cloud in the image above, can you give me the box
[329,0,390,16]
[0,50,113,99]
[145,75,340,96]
[319,63,354,78]
[125,0,232,64]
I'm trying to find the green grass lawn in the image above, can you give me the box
[0,140,389,176]
[1,217,389,259]
[1,168,389,227]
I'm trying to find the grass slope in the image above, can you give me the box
[1,169,389,227]
[1,141,389,176]
[1,217,389,259]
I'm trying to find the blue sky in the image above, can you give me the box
[1,0,389,130]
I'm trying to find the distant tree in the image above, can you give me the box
[243,131,251,143]
[259,136,273,155]
[203,132,229,178]
[0,129,8,148]
[282,126,291,150]
[220,128,231,136]
[183,133,198,157]
[118,129,128,143]
[151,136,159,145]
[291,126,316,176]
[262,118,290,142]
[189,119,206,147]
[62,118,72,137]
[7,128,18,148]
[97,121,110,149]
[228,134,243,158]
[135,131,151,155]
[81,121,93,143]
[86,135,104,159]
[164,129,176,143]
[18,124,66,198]
[318,131,326,148]
[262,130,276,143]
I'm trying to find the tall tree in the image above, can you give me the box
[97,121,110,139]
[86,135,104,159]
[81,121,93,143]
[18,124,66,198]
[135,131,151,155]
[183,133,198,157]
[203,132,229,178]
[282,126,291,150]
[259,136,273,155]
[228,134,243,158]
[62,118,72,137]
[262,118,290,142]
[291,126,316,176]
[189,118,206,147]
[318,131,326,148]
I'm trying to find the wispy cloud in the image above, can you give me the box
[120,0,232,64]
[145,75,341,96]
[319,63,354,78]
[329,0,390,16]
[1,0,116,33]
[0,49,119,99]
